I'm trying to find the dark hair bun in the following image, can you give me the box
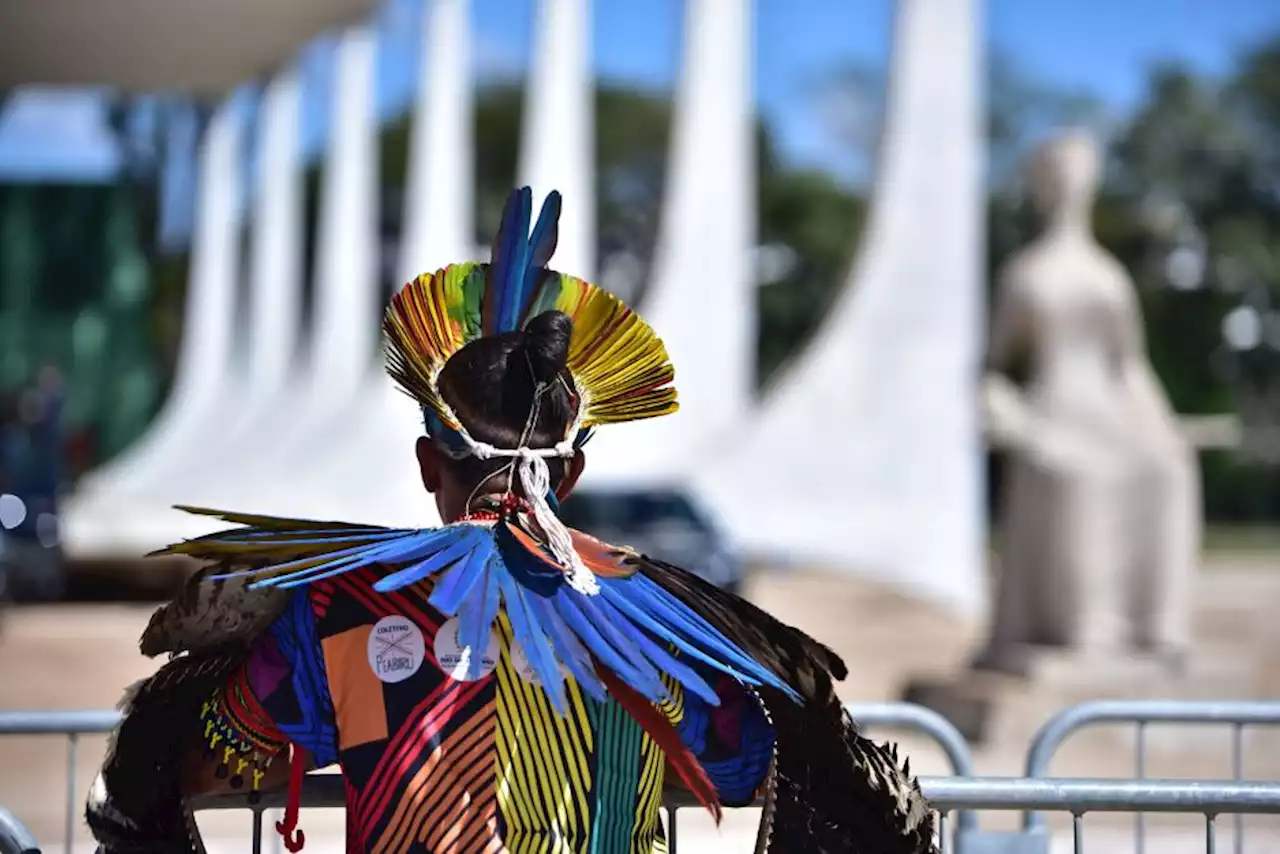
[520,311,573,384]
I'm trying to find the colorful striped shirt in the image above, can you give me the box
[203,566,776,854]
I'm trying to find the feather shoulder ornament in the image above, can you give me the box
[143,506,939,852]
[158,507,800,718]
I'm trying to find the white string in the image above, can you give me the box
[439,392,599,597]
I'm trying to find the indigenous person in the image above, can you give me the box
[87,189,938,854]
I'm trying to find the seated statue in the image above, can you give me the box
[974,130,1201,674]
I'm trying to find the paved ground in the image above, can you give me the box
[1,559,1277,852]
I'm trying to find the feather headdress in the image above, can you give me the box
[383,186,678,457]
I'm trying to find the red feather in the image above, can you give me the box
[569,529,637,578]
[597,666,722,824]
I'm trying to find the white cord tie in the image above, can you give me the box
[442,400,599,597]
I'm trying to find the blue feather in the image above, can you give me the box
[484,189,525,335]
[220,533,427,585]
[488,187,533,334]
[493,522,563,596]
[498,573,567,713]
[374,527,490,593]
[500,190,533,331]
[554,589,665,701]
[527,192,560,270]
[514,191,561,328]
[587,594,720,706]
[571,592,670,697]
[456,554,503,680]
[254,535,441,589]
[422,534,497,611]
[603,577,797,700]
[245,530,457,589]
[267,554,382,588]
[528,596,606,701]
[625,576,773,671]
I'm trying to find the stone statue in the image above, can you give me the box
[974,130,1201,674]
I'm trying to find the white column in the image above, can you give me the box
[261,0,479,530]
[312,27,381,400]
[518,0,595,279]
[65,32,386,555]
[239,8,461,529]
[170,68,305,491]
[696,0,987,615]
[63,94,250,556]
[398,0,473,283]
[193,27,379,498]
[240,68,303,430]
[73,94,245,497]
[582,0,754,486]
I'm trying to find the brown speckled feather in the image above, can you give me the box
[139,561,290,657]
[139,506,395,658]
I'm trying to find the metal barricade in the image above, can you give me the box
[0,710,119,854]
[3,704,1280,854]
[0,702,971,854]
[661,702,979,851]
[928,778,1280,854]
[195,775,1280,854]
[1023,700,1280,854]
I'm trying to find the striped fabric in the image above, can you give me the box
[221,567,772,853]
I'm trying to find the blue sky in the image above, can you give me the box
[1,0,1277,189]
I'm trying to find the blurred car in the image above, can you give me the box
[558,486,744,594]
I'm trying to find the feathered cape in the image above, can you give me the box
[99,506,937,854]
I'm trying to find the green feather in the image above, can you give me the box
[521,273,564,327]
[461,266,486,342]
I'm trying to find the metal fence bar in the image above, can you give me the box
[1023,698,1280,845]
[0,710,120,734]
[0,702,976,852]
[0,711,119,854]
[191,776,1280,854]
[923,778,1280,814]
[1231,722,1244,854]
[1135,719,1146,854]
[63,733,76,854]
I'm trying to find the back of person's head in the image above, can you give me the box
[434,309,579,492]
[392,187,677,524]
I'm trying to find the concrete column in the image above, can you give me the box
[582,0,755,487]
[695,0,987,616]
[518,0,595,280]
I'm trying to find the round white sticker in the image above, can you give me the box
[367,615,426,684]
[509,638,571,687]
[433,617,500,682]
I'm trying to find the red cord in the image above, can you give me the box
[275,744,307,852]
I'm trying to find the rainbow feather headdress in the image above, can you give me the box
[379,186,679,595]
[383,186,678,460]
